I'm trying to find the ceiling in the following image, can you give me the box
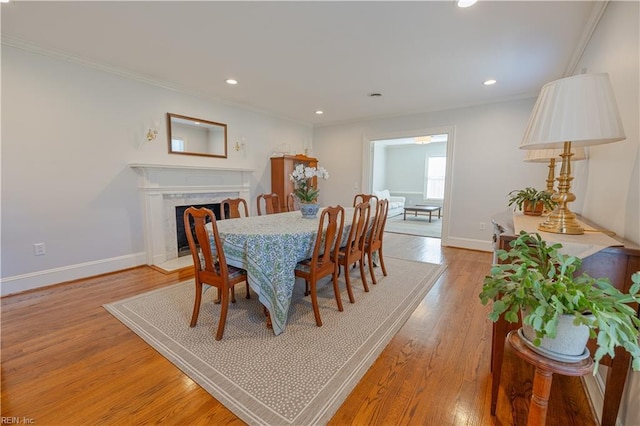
[1,1,601,126]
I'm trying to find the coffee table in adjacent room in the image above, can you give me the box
[403,205,442,222]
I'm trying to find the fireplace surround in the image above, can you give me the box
[130,163,253,266]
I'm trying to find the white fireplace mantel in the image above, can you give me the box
[129,163,254,265]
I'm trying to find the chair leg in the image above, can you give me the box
[359,257,370,292]
[230,286,237,303]
[304,280,310,296]
[216,288,229,340]
[332,268,344,312]
[378,248,388,276]
[190,282,203,327]
[367,251,377,285]
[343,260,356,303]
[245,282,251,299]
[309,280,322,327]
[214,288,221,304]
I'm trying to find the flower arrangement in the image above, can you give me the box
[289,164,329,203]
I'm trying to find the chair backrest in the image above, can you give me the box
[183,207,230,284]
[221,198,249,219]
[353,193,379,207]
[345,202,371,255]
[257,193,281,216]
[310,205,345,267]
[368,198,389,248]
[287,193,299,212]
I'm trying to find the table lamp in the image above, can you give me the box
[524,147,587,193]
[520,73,625,234]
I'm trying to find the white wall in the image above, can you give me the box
[572,2,639,425]
[314,98,546,251]
[383,142,447,207]
[1,45,312,295]
[578,1,639,246]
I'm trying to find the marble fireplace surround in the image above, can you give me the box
[130,163,253,266]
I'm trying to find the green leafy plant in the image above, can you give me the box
[479,231,640,373]
[507,187,556,213]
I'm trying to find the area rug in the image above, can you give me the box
[104,257,446,425]
[385,214,442,238]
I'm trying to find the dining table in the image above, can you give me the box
[208,208,355,336]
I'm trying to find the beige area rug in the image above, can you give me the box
[104,258,446,426]
[385,213,442,238]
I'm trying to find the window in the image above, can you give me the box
[425,156,446,199]
[171,137,185,152]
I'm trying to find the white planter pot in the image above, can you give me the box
[521,313,592,362]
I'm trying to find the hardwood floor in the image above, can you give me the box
[1,233,596,425]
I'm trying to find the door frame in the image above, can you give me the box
[361,125,455,246]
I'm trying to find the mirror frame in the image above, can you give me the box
[167,113,228,158]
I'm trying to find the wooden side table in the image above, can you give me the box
[507,330,594,426]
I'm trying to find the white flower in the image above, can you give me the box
[288,164,330,202]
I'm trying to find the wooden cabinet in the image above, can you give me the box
[270,155,318,212]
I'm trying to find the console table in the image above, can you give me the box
[491,212,640,426]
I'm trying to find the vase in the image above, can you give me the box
[299,203,320,218]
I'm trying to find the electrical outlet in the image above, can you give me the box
[34,243,46,256]
[479,222,486,231]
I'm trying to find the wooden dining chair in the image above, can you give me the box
[337,201,371,303]
[184,206,250,340]
[294,205,345,326]
[221,198,249,219]
[352,193,379,207]
[351,193,379,268]
[256,193,281,216]
[287,193,298,212]
[365,198,389,284]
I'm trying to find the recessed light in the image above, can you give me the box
[483,79,497,86]
[226,79,238,85]
[315,110,324,115]
[457,0,478,8]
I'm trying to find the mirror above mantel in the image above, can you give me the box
[167,113,228,158]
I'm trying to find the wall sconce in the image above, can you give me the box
[146,128,158,142]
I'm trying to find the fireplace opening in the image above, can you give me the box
[175,203,225,257]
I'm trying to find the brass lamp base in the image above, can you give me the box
[536,141,584,235]
[537,207,584,235]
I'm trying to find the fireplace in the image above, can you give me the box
[130,163,253,266]
[175,203,222,257]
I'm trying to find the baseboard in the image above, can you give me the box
[582,366,623,426]
[445,236,493,252]
[0,252,147,297]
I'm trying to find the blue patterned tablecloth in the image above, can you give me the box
[209,209,354,335]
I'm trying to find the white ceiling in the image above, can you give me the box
[0,1,602,126]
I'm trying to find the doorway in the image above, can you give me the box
[362,127,454,244]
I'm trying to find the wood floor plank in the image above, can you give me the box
[1,233,597,425]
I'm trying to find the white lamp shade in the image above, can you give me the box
[524,147,587,162]
[520,73,625,150]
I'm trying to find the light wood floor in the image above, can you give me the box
[1,233,596,425]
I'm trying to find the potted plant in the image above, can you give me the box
[479,231,640,373]
[289,163,329,218]
[507,187,555,215]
